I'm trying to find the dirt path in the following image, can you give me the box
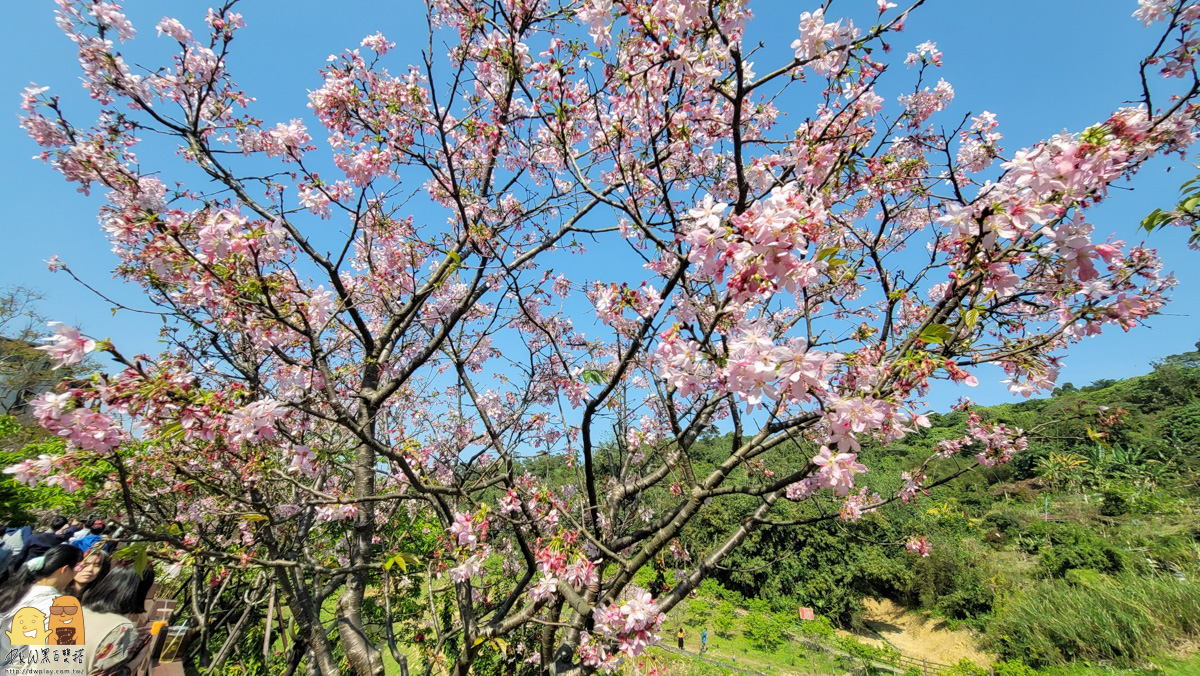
[839,598,994,667]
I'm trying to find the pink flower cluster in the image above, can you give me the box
[36,322,95,369]
[812,446,867,496]
[237,119,311,161]
[685,186,828,302]
[3,454,56,488]
[791,8,860,76]
[315,503,358,522]
[937,411,1027,467]
[227,399,281,444]
[905,535,932,557]
[582,592,665,671]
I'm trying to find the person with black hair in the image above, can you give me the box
[71,518,107,554]
[0,544,83,667]
[66,549,111,598]
[62,518,83,540]
[82,564,156,674]
[10,516,69,570]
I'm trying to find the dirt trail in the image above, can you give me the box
[839,598,994,667]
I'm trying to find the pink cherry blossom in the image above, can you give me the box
[37,322,95,369]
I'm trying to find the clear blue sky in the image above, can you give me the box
[1,1,1196,413]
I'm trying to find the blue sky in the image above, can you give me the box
[1,0,1197,413]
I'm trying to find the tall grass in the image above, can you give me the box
[985,574,1200,667]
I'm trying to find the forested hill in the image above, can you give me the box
[680,343,1200,670]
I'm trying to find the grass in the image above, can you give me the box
[985,573,1200,668]
[655,613,867,675]
[1034,653,1200,675]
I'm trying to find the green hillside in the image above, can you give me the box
[670,343,1200,673]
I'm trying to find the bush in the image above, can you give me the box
[899,541,999,621]
[836,636,900,665]
[992,661,1037,676]
[1038,537,1125,578]
[796,615,834,640]
[935,659,988,676]
[685,598,711,628]
[1025,521,1127,578]
[743,612,785,652]
[1100,488,1131,516]
[712,601,735,638]
[985,574,1200,667]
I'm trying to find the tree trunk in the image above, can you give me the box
[551,655,585,676]
[336,579,384,676]
[275,569,340,675]
[337,440,384,676]
[539,600,563,673]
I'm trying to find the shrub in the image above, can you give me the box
[712,601,735,638]
[985,573,1200,667]
[936,659,989,676]
[1038,536,1125,578]
[992,661,1037,676]
[836,636,900,665]
[743,612,785,653]
[935,659,989,676]
[899,541,1000,620]
[685,599,711,628]
[796,615,834,640]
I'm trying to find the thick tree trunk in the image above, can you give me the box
[338,439,384,676]
[274,568,340,675]
[551,655,585,676]
[336,578,384,676]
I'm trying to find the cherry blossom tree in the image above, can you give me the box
[14,0,1200,674]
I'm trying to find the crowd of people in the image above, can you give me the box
[0,514,159,675]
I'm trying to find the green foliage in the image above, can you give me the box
[795,614,835,640]
[1142,168,1200,248]
[0,416,86,523]
[712,601,735,638]
[1036,526,1126,579]
[992,662,1038,676]
[935,659,990,676]
[685,598,711,628]
[742,612,786,652]
[678,341,1200,672]
[836,635,901,665]
[900,540,1003,623]
[985,574,1200,667]
[1099,488,1130,516]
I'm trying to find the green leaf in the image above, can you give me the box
[134,546,149,576]
[919,324,953,345]
[964,308,980,329]
[384,552,420,573]
[1140,209,1169,233]
[581,369,606,385]
[816,246,841,262]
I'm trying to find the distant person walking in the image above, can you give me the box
[677,627,685,650]
[701,629,707,653]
